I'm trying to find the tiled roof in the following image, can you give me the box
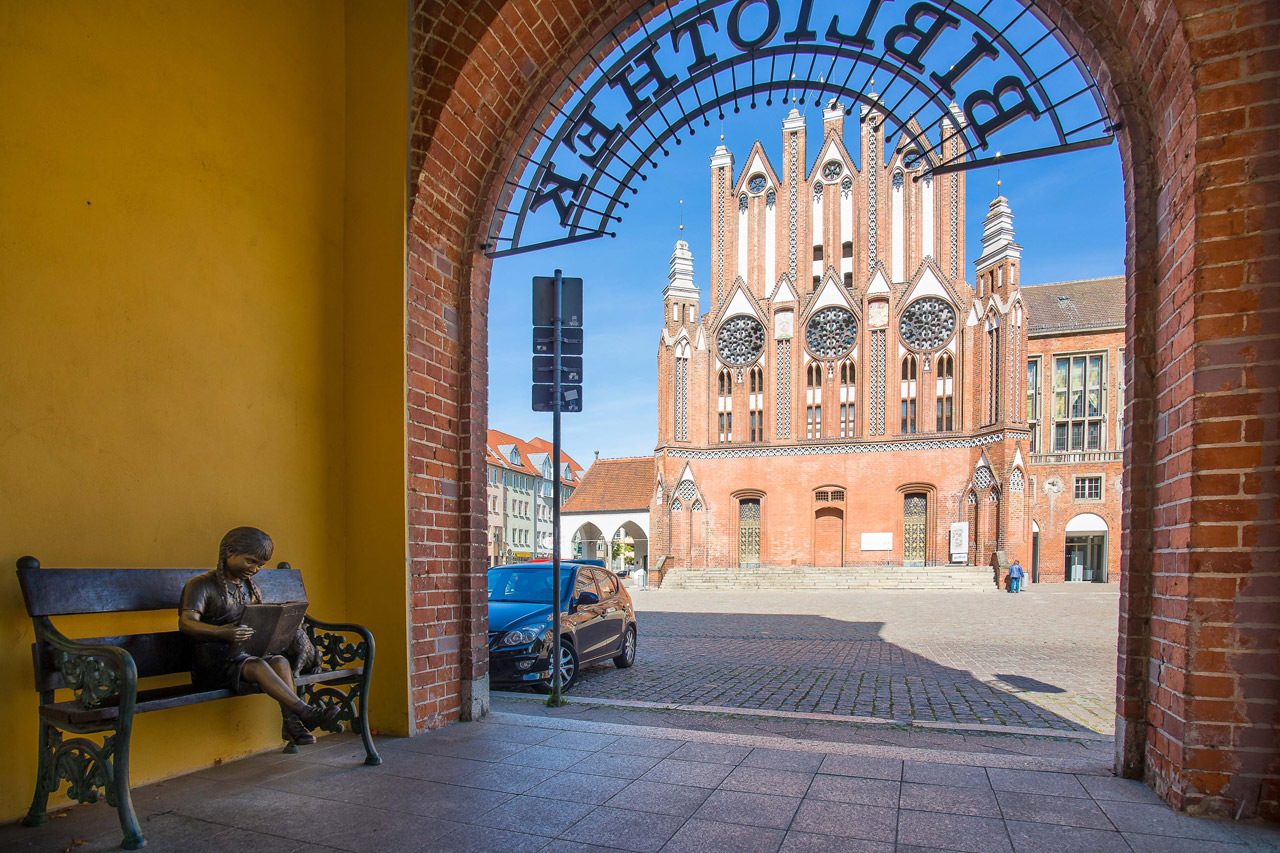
[561,457,654,514]
[1023,276,1125,335]
[486,429,585,486]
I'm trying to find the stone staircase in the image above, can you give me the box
[658,564,999,591]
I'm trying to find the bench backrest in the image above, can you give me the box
[17,562,309,692]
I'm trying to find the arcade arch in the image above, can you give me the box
[410,0,1278,819]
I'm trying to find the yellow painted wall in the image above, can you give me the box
[343,3,412,738]
[0,0,411,821]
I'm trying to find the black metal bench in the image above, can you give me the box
[16,556,380,850]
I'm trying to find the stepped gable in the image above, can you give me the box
[561,456,653,513]
[1023,276,1125,335]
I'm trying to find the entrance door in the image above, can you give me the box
[739,499,761,568]
[903,493,927,565]
[813,508,843,566]
[1065,534,1106,581]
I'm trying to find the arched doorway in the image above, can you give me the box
[610,520,649,574]
[408,0,1279,818]
[570,522,606,562]
[1065,512,1108,583]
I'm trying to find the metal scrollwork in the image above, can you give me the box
[307,626,366,670]
[805,307,858,358]
[716,316,765,366]
[58,652,120,709]
[50,733,116,805]
[301,685,356,733]
[899,297,957,351]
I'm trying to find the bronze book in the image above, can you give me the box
[230,601,308,659]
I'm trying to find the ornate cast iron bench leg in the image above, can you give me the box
[23,721,146,849]
[21,717,56,828]
[302,618,381,766]
[112,723,145,849]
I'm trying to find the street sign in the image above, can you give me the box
[533,276,583,327]
[533,384,582,412]
[533,326,583,355]
[533,355,583,384]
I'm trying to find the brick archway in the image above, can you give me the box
[408,0,1277,819]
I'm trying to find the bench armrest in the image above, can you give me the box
[34,618,138,712]
[303,616,373,670]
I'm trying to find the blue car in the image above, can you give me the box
[487,561,637,693]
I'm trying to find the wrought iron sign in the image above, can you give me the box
[486,0,1116,258]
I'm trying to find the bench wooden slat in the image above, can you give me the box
[38,667,364,727]
[17,567,308,616]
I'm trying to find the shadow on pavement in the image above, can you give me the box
[509,612,1104,735]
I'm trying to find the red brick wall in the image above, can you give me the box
[1025,328,1127,582]
[408,0,1279,819]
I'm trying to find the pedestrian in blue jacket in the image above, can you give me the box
[1008,559,1025,593]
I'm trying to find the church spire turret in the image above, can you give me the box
[663,238,699,330]
[973,194,1023,295]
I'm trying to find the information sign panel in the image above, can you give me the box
[533,276,583,327]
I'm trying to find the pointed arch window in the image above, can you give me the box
[839,359,856,438]
[748,366,765,442]
[675,341,690,441]
[936,352,954,431]
[718,368,733,443]
[900,355,918,434]
[806,362,823,438]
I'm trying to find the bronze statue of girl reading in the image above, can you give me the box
[178,526,338,745]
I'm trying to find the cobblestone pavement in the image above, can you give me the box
[560,584,1119,735]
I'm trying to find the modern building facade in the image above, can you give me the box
[651,105,1124,584]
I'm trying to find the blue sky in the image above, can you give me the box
[487,106,1125,465]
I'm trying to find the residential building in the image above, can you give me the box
[486,430,584,564]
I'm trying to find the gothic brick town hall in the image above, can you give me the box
[564,102,1125,587]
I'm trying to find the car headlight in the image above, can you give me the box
[500,626,549,647]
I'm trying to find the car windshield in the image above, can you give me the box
[487,566,573,604]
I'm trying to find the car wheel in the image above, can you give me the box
[613,625,637,669]
[532,640,579,693]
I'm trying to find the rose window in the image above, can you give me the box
[898,297,956,351]
[716,316,766,366]
[822,161,842,181]
[748,174,767,193]
[805,307,858,358]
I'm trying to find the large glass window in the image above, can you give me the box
[1027,357,1041,452]
[1053,354,1106,451]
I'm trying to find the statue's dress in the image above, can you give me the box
[180,568,262,692]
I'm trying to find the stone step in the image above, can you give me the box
[659,564,998,591]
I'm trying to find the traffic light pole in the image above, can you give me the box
[549,269,565,708]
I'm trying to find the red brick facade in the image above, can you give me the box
[649,116,1127,584]
[409,0,1279,820]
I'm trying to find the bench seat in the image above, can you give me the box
[39,666,365,728]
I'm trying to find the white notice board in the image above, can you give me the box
[860,532,892,551]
